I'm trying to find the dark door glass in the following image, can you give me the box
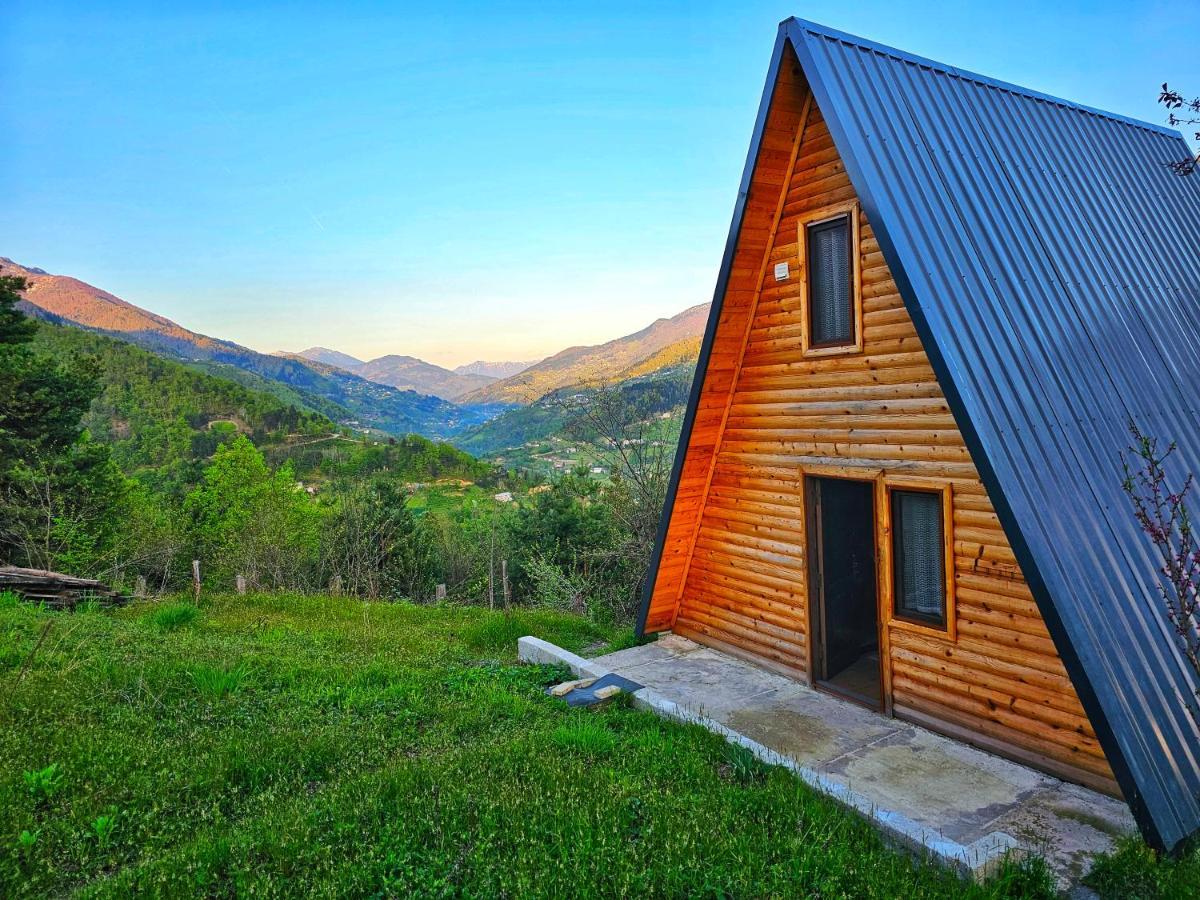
[814,478,877,676]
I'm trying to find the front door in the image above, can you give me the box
[806,476,882,709]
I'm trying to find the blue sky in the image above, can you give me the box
[2,1,1197,366]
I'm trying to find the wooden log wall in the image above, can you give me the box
[645,60,1117,794]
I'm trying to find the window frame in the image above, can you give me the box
[799,200,863,357]
[881,478,956,640]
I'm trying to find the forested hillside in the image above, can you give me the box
[455,362,693,460]
[4,258,498,439]
[33,325,332,485]
[2,271,664,623]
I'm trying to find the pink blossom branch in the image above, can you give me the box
[1122,423,1200,696]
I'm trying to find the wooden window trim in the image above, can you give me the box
[799,463,883,482]
[881,478,957,642]
[799,200,863,358]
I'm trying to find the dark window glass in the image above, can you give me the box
[891,490,946,626]
[807,215,853,346]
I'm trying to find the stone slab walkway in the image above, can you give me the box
[519,633,1135,890]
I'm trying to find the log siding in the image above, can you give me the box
[644,65,1116,793]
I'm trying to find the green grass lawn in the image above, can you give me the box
[0,592,1191,898]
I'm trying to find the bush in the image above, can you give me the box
[318,480,438,600]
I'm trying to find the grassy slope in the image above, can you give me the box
[0,593,1074,898]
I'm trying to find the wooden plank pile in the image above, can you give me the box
[0,567,129,611]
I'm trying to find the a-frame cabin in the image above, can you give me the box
[638,18,1200,853]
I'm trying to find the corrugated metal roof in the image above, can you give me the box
[783,17,1200,851]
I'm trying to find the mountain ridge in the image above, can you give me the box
[2,255,706,441]
[1,257,490,438]
[288,346,364,370]
[350,354,495,401]
[454,359,538,379]
[461,302,709,405]
[284,347,524,401]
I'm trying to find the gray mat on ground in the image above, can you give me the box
[550,673,644,707]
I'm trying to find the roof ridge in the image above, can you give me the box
[784,17,1182,139]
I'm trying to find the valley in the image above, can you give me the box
[1,256,705,462]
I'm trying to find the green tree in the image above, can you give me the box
[320,479,437,600]
[0,274,100,476]
[185,435,320,589]
[0,271,123,573]
[507,467,627,618]
[0,273,36,345]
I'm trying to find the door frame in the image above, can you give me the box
[801,464,893,715]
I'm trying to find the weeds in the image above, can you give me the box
[150,602,199,630]
[718,741,768,784]
[1085,836,1200,898]
[189,663,249,699]
[550,718,616,757]
[23,763,63,803]
[16,829,39,859]
[89,811,118,849]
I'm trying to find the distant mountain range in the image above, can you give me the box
[1,257,496,438]
[290,346,365,370]
[454,356,695,459]
[454,359,539,379]
[1,255,707,443]
[281,348,537,401]
[460,303,710,405]
[351,355,495,400]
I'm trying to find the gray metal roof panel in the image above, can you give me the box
[786,17,1200,851]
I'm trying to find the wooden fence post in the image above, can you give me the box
[501,559,511,610]
[435,583,447,602]
[192,560,201,602]
[236,575,246,595]
[330,574,342,596]
[134,575,147,599]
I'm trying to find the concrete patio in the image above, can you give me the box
[519,633,1135,890]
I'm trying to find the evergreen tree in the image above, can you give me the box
[0,269,121,571]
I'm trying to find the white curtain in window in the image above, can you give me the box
[809,219,851,344]
[896,491,944,619]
